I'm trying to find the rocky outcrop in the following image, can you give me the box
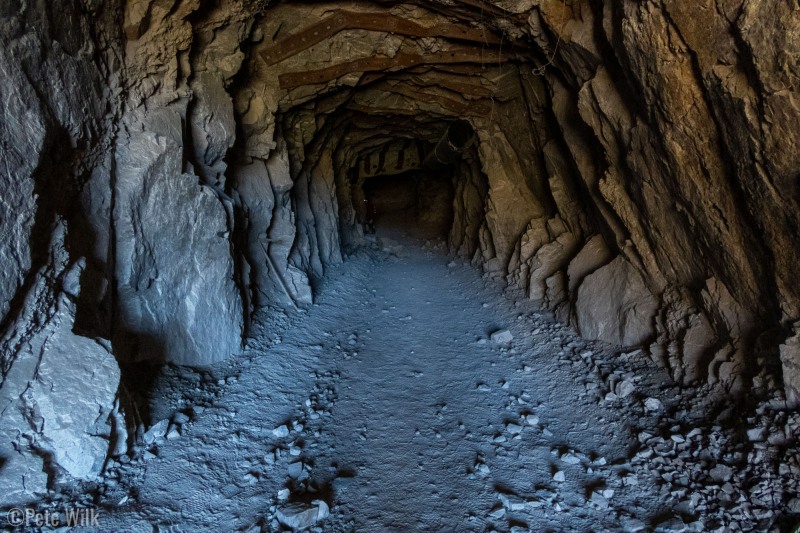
[523,1,800,399]
[0,1,123,504]
[575,256,660,348]
[113,127,243,365]
[0,226,119,506]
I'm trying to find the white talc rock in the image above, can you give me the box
[0,291,119,506]
[490,329,514,344]
[276,500,329,530]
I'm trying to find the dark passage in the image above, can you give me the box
[362,169,455,241]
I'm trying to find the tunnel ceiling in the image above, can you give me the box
[229,0,540,175]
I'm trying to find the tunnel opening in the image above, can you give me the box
[361,168,455,242]
[423,119,476,167]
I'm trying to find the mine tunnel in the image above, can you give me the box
[1,1,799,531]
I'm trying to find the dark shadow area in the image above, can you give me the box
[362,169,455,242]
[116,360,163,431]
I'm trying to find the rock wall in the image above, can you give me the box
[0,1,123,504]
[315,1,795,400]
[0,230,120,505]
[0,0,344,503]
[502,1,800,399]
[115,0,247,364]
[111,0,348,359]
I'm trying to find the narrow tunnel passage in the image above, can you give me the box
[362,169,455,241]
[99,232,674,532]
[1,1,798,532]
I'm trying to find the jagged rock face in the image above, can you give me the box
[0,0,799,506]
[0,226,120,506]
[113,128,243,365]
[0,2,123,505]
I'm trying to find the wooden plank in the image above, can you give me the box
[402,73,495,99]
[279,49,512,89]
[260,10,503,66]
[376,83,493,116]
[452,0,521,19]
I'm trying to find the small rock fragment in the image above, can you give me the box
[497,493,527,511]
[276,500,329,530]
[621,517,647,532]
[488,506,506,519]
[506,423,523,435]
[172,412,191,425]
[273,425,290,438]
[590,491,609,509]
[615,380,636,398]
[653,516,687,533]
[143,420,169,444]
[746,427,765,441]
[287,461,306,479]
[490,329,514,345]
[644,398,663,411]
[560,452,581,465]
[709,464,733,482]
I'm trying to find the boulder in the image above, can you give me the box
[490,329,514,345]
[779,325,800,407]
[113,128,244,365]
[575,256,659,348]
[0,273,119,505]
[276,500,329,530]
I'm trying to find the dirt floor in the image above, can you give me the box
[86,218,794,532]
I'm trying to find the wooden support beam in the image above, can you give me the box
[403,73,496,99]
[345,101,450,118]
[451,0,524,20]
[399,0,528,26]
[260,10,503,67]
[344,112,442,130]
[373,83,493,116]
[279,49,511,89]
